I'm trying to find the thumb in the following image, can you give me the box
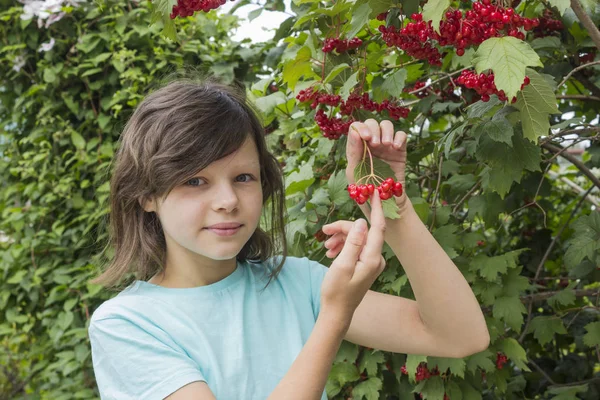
[346,125,364,184]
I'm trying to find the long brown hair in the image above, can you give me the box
[91,73,287,291]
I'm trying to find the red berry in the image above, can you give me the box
[367,184,375,195]
[381,182,391,192]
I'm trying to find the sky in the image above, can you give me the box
[219,0,293,43]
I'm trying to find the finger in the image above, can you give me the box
[380,120,395,146]
[326,243,343,258]
[322,220,354,236]
[324,233,346,249]
[333,218,368,271]
[364,119,380,146]
[393,130,408,150]
[361,190,386,262]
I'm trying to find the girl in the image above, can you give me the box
[88,76,490,400]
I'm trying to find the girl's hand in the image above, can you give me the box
[319,189,387,325]
[346,119,408,214]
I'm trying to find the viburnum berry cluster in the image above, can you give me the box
[533,9,564,37]
[456,70,531,102]
[378,1,557,62]
[322,37,363,53]
[347,178,403,205]
[170,0,230,18]
[496,352,509,369]
[296,88,409,139]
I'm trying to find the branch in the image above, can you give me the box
[556,95,600,102]
[546,170,600,207]
[571,0,600,51]
[558,60,600,88]
[541,126,600,144]
[482,289,600,313]
[541,142,600,190]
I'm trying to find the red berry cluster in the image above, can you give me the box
[379,1,546,61]
[347,178,403,205]
[314,109,354,139]
[376,12,388,21]
[456,70,531,102]
[340,92,409,120]
[496,352,508,369]
[400,362,442,382]
[533,9,564,38]
[322,37,363,53]
[297,88,409,139]
[170,0,229,18]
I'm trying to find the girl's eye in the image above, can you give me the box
[185,174,254,187]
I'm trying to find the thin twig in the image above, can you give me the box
[542,142,600,190]
[429,155,444,232]
[528,358,557,385]
[558,60,600,88]
[571,0,600,51]
[452,180,481,214]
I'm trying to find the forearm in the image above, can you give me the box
[385,199,490,352]
[267,313,348,400]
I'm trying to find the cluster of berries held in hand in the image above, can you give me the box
[347,178,403,205]
[322,37,363,53]
[456,70,531,102]
[170,0,230,18]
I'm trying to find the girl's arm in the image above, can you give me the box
[267,311,349,400]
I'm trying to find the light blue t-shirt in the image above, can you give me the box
[88,256,330,400]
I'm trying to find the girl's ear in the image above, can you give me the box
[138,196,156,213]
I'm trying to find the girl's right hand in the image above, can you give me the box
[319,189,387,328]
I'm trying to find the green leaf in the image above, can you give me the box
[547,0,570,15]
[380,68,407,98]
[527,316,567,346]
[352,377,383,400]
[583,321,600,347]
[473,116,514,146]
[564,211,600,268]
[324,63,350,84]
[339,71,360,100]
[500,338,531,372]
[248,7,263,22]
[513,69,559,142]
[359,350,385,375]
[432,224,460,259]
[406,354,427,382]
[419,375,445,399]
[44,68,57,83]
[285,161,315,195]
[255,92,287,115]
[328,361,360,385]
[422,0,451,33]
[427,356,466,379]
[547,286,577,309]
[347,3,371,39]
[472,37,543,100]
[477,127,541,198]
[465,349,496,373]
[282,46,316,90]
[493,296,527,331]
[546,384,590,400]
[467,96,502,119]
[328,170,349,207]
[71,131,86,150]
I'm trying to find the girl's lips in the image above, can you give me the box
[205,226,242,236]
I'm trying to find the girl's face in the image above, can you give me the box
[146,136,264,263]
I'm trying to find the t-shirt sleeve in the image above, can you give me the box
[305,257,330,320]
[89,312,206,400]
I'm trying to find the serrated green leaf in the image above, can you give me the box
[282,46,316,90]
[381,68,407,98]
[328,170,349,207]
[328,361,360,384]
[359,350,385,375]
[255,92,287,115]
[422,0,451,33]
[527,316,567,346]
[493,296,527,331]
[467,96,502,119]
[547,286,577,309]
[514,69,559,142]
[352,377,383,400]
[419,375,445,399]
[564,213,600,268]
[473,117,514,146]
[347,3,371,38]
[583,321,600,347]
[339,71,359,100]
[406,354,427,382]
[324,63,350,84]
[285,161,315,195]
[427,356,466,378]
[548,0,570,15]
[472,37,543,100]
[500,338,531,372]
[465,349,496,373]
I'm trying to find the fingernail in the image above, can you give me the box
[355,219,366,232]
